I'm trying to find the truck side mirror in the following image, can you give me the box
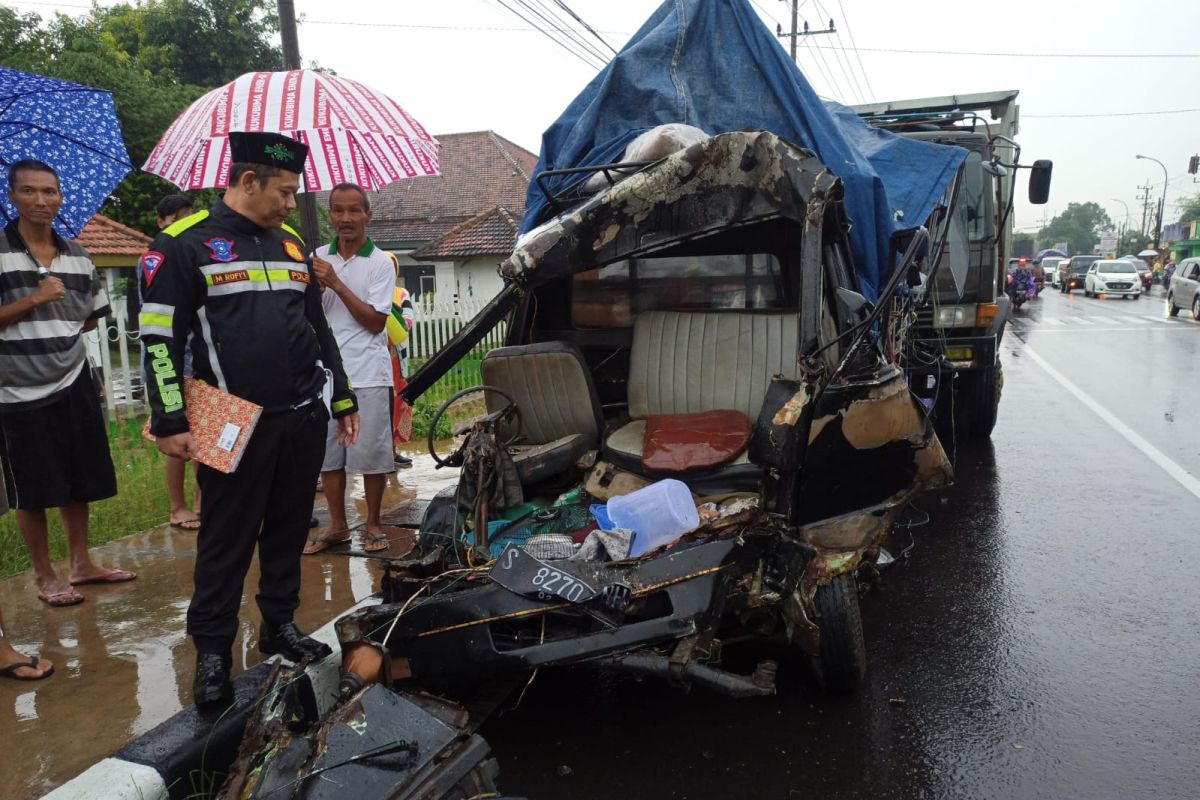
[1028,160,1053,204]
[836,287,872,316]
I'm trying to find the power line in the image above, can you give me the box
[801,36,845,100]
[489,0,603,70]
[549,0,617,55]
[749,0,784,29]
[521,0,610,64]
[812,0,864,103]
[514,0,609,65]
[834,0,874,101]
[1025,108,1200,118]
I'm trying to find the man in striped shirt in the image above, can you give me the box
[0,160,135,607]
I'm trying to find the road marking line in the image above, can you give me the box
[1021,343,1200,502]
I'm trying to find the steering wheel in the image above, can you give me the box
[427,385,522,468]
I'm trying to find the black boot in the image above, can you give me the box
[193,652,232,707]
[259,621,333,662]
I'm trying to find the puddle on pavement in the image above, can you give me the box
[0,452,458,797]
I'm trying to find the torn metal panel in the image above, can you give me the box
[224,672,502,800]
[503,132,840,287]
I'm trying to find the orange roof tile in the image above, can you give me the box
[411,206,519,259]
[362,131,537,246]
[74,214,152,256]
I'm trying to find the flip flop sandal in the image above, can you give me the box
[0,657,54,681]
[69,569,137,587]
[37,589,84,607]
[362,532,392,553]
[304,534,351,555]
[170,517,202,531]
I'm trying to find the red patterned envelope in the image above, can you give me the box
[142,378,262,473]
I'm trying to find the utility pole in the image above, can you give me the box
[777,1,835,60]
[1137,184,1153,237]
[277,0,320,250]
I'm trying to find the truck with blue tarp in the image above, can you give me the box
[854,92,1052,441]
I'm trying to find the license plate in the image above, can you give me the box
[490,544,599,604]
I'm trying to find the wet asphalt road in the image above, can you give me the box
[483,285,1200,800]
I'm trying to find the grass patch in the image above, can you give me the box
[0,416,184,580]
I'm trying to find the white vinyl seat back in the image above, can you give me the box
[627,311,800,420]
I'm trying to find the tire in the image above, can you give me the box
[1194,297,1200,320]
[811,572,867,694]
[939,362,1001,441]
[1167,293,1179,317]
[1133,293,1140,301]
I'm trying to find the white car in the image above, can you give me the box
[1084,259,1141,299]
[1042,256,1066,288]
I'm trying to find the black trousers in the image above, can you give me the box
[188,403,327,655]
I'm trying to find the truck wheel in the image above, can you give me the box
[950,363,1001,440]
[810,573,866,695]
[1167,294,1179,317]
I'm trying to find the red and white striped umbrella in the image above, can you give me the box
[144,69,439,191]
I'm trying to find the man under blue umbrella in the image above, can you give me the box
[0,159,137,607]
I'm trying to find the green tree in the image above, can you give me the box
[60,0,282,87]
[1177,193,1200,226]
[0,7,50,67]
[1036,202,1113,255]
[1,1,282,232]
[1117,230,1151,256]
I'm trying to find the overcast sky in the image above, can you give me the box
[12,0,1200,233]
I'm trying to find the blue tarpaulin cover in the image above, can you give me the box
[519,0,967,299]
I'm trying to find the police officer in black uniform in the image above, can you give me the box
[140,132,360,706]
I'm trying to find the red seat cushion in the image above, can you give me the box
[642,410,751,473]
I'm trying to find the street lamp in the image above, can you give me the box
[1135,154,1168,251]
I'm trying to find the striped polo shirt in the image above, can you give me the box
[0,222,110,410]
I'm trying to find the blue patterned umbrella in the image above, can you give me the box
[0,66,131,236]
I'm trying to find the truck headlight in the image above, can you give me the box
[934,304,975,327]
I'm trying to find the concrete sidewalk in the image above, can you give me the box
[0,454,457,798]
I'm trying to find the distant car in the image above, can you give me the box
[1166,257,1200,318]
[1042,256,1066,287]
[1061,255,1101,293]
[1084,259,1141,299]
[1119,255,1151,288]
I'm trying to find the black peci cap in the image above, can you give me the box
[228,131,308,174]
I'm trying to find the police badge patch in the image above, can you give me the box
[139,251,166,287]
[283,240,305,262]
[204,237,238,263]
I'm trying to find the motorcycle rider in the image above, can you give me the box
[1007,258,1033,302]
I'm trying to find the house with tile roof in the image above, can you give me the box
[74,213,152,269]
[410,205,521,302]
[364,130,537,301]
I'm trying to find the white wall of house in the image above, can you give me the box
[456,257,506,302]
[420,257,506,303]
[433,261,457,300]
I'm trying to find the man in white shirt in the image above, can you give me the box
[305,184,396,553]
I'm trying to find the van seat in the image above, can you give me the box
[603,311,799,488]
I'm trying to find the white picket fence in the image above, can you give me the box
[90,290,507,418]
[407,297,505,360]
[406,297,508,402]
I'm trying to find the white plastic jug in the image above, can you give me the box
[607,479,700,558]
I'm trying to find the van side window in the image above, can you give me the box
[571,253,788,328]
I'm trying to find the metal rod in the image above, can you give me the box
[277,0,321,249]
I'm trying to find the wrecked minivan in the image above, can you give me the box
[332,130,953,706]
